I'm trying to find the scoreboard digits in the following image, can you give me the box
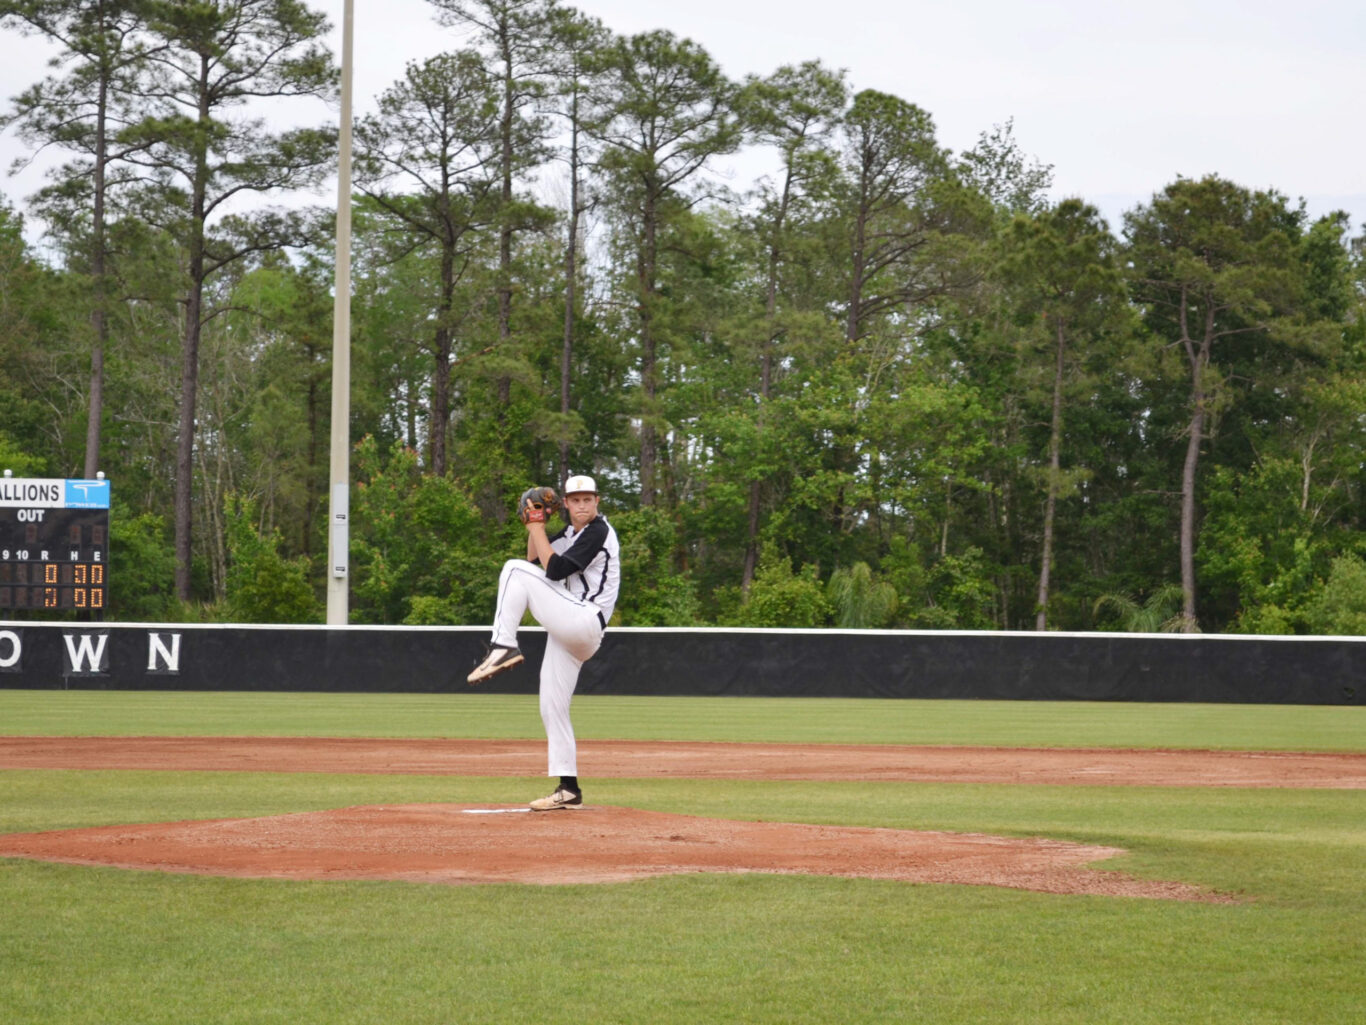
[0,476,110,613]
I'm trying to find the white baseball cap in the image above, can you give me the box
[563,474,597,496]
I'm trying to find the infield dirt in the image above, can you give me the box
[4,737,1360,899]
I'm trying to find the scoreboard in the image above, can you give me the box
[0,476,110,613]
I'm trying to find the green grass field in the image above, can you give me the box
[2,691,1364,1024]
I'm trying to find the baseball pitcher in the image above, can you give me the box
[467,475,620,810]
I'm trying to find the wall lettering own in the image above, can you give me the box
[0,629,183,676]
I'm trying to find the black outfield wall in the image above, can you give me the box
[0,622,1360,704]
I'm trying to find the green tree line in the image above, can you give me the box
[1,0,1363,633]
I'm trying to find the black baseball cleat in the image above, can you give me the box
[466,645,524,685]
[529,787,583,811]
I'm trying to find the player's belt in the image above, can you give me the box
[596,610,606,630]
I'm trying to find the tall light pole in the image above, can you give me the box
[326,0,355,625]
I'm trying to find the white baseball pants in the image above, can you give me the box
[490,558,603,777]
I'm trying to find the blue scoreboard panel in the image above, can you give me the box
[0,477,110,612]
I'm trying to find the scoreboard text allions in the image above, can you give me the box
[0,476,109,612]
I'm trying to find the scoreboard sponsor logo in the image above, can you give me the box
[64,479,111,509]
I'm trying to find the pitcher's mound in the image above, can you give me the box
[0,804,1223,901]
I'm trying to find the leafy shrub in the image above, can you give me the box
[1092,584,1187,633]
[108,504,177,621]
[608,506,701,625]
[729,544,830,628]
[827,561,898,628]
[0,433,46,477]
[348,437,507,625]
[223,496,319,624]
[1304,554,1366,636]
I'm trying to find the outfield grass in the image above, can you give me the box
[2,689,1364,750]
[2,691,1364,1024]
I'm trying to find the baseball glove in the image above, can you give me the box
[517,486,561,525]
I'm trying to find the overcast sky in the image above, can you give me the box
[2,0,1363,240]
